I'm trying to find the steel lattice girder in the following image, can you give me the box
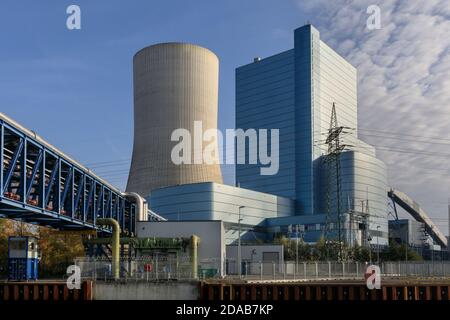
[0,119,136,235]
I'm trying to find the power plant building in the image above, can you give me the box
[128,26,390,247]
[148,182,295,243]
[235,24,388,245]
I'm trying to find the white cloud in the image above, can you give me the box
[298,0,450,233]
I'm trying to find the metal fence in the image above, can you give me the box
[227,260,450,281]
[74,257,450,281]
[75,255,196,281]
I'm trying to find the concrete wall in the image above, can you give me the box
[137,220,225,276]
[93,281,198,300]
[127,43,223,197]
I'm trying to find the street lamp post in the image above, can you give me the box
[431,237,434,271]
[295,225,299,274]
[238,206,245,278]
[405,227,408,263]
[376,225,380,264]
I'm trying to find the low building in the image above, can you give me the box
[147,182,295,244]
[226,244,284,275]
[136,220,226,276]
[389,219,428,248]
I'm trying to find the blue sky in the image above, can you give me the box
[0,0,307,188]
[1,1,450,234]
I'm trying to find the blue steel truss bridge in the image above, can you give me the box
[0,113,163,235]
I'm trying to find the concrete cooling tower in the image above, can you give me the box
[126,43,223,197]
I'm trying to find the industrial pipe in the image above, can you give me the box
[190,235,200,279]
[96,218,121,280]
[123,192,148,222]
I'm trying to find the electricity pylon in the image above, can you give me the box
[324,103,351,261]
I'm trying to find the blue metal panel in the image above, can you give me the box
[41,148,46,209]
[84,176,94,223]
[18,138,26,202]
[0,122,3,196]
[8,236,39,280]
[44,156,59,208]
[3,138,24,192]
[105,188,111,218]
[294,25,314,215]
[96,186,104,219]
[73,171,84,218]
[60,165,73,211]
[57,158,61,213]
[71,165,75,219]
[119,198,125,231]
[25,148,43,200]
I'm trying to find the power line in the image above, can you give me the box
[359,128,450,143]
[361,133,450,147]
[84,158,131,167]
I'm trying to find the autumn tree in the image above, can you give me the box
[0,219,85,278]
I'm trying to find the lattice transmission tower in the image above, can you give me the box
[323,102,352,260]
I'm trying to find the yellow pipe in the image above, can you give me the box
[97,218,121,280]
[190,235,200,279]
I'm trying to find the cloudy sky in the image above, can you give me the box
[297,0,450,235]
[0,0,448,235]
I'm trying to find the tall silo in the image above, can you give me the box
[126,43,223,197]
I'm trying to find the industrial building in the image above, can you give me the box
[135,220,285,277]
[235,24,388,246]
[3,24,447,286]
[126,25,390,248]
[388,219,431,249]
[226,244,284,275]
[136,220,225,276]
[148,182,294,243]
[2,12,450,301]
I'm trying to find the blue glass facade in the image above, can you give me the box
[236,25,359,213]
[147,182,295,244]
[294,25,317,216]
[235,24,388,245]
[236,50,296,199]
[148,182,294,224]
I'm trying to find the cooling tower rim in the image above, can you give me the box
[133,42,219,61]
